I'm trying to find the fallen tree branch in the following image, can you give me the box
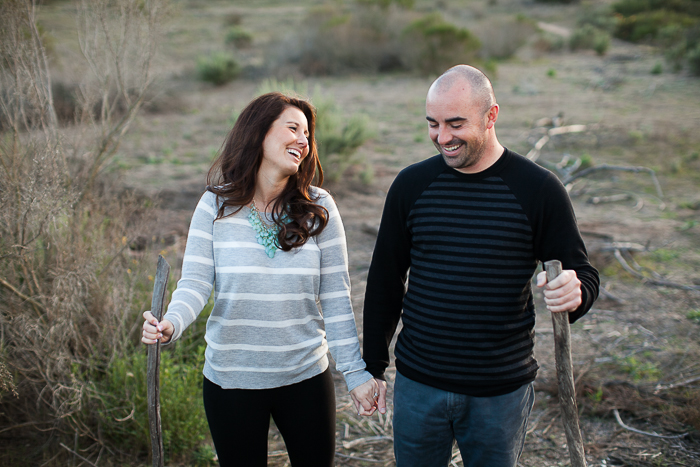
[59,443,99,467]
[613,249,700,292]
[335,452,384,463]
[0,276,46,312]
[562,164,664,199]
[612,409,688,439]
[654,375,700,392]
[526,124,588,162]
[342,435,393,449]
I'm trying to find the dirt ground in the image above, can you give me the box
[38,0,700,465]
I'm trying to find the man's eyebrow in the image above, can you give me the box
[425,116,467,123]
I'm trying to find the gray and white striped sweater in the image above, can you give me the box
[163,187,373,391]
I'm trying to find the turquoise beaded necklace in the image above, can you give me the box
[248,201,289,258]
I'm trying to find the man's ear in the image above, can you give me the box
[486,104,499,129]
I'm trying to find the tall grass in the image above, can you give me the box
[0,1,185,465]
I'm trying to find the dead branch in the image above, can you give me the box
[0,276,46,312]
[654,375,700,392]
[612,409,689,439]
[589,193,632,205]
[613,249,700,292]
[342,435,393,449]
[59,443,99,467]
[335,452,384,463]
[562,164,664,199]
[598,285,626,303]
[527,124,588,162]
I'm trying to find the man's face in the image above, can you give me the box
[426,84,490,173]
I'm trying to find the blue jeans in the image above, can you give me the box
[393,372,534,467]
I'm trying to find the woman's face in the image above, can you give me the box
[260,106,310,179]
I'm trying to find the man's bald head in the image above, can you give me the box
[428,65,496,115]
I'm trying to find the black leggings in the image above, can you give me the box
[202,369,336,467]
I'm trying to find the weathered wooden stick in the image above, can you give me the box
[544,260,586,467]
[147,255,170,467]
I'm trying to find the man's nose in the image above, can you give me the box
[436,126,452,145]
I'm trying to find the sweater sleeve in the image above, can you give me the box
[162,192,216,342]
[362,170,417,379]
[532,172,600,323]
[315,190,373,392]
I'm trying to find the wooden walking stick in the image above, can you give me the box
[544,260,587,467]
[147,255,170,467]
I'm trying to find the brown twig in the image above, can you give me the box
[0,276,46,312]
[562,164,664,199]
[59,443,99,467]
[612,409,689,439]
[613,249,700,292]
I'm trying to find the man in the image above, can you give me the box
[362,64,599,467]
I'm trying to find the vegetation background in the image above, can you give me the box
[1,0,699,466]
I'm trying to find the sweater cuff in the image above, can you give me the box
[344,369,375,392]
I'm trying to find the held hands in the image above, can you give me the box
[536,269,582,313]
[349,377,387,417]
[350,378,382,417]
[141,311,174,344]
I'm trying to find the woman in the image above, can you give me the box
[141,92,378,466]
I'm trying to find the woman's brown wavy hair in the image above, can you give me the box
[206,92,328,251]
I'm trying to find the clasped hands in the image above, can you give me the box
[350,377,387,417]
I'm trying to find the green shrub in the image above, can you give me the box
[533,31,566,52]
[577,5,619,33]
[615,10,697,42]
[294,3,408,75]
[474,15,538,59]
[225,26,253,48]
[196,52,240,85]
[356,0,415,8]
[94,344,208,461]
[651,62,664,73]
[613,0,700,17]
[402,13,481,75]
[570,25,611,55]
[688,43,700,75]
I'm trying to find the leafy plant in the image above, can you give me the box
[225,26,253,48]
[570,24,611,55]
[94,344,209,461]
[402,13,481,75]
[687,309,700,324]
[197,52,240,85]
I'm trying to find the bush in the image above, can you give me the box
[0,1,213,465]
[688,44,700,75]
[569,24,611,55]
[255,78,374,181]
[611,0,700,74]
[533,31,566,53]
[402,13,481,75]
[577,5,619,33]
[294,3,409,75]
[289,3,481,76]
[94,343,209,461]
[615,9,697,43]
[474,15,539,60]
[196,52,240,85]
[224,26,253,48]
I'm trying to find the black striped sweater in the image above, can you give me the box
[362,149,599,396]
